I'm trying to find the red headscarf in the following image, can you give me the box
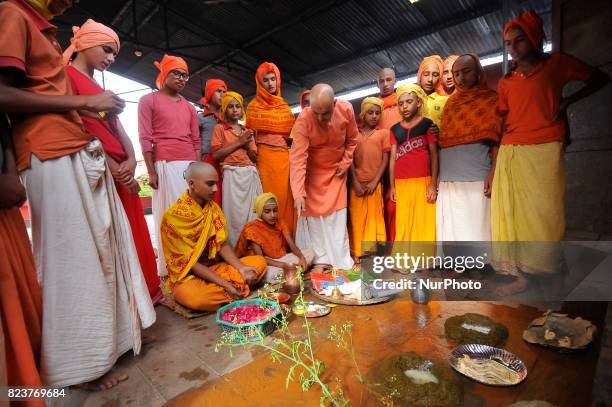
[503,10,545,52]
[63,19,120,65]
[439,54,501,148]
[417,55,446,96]
[299,89,311,108]
[245,62,295,135]
[153,54,188,90]
[200,79,227,106]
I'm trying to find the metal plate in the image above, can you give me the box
[310,289,395,306]
[449,344,527,386]
[292,302,331,318]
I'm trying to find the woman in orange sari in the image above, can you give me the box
[246,62,297,237]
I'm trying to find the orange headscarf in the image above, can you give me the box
[245,62,295,136]
[299,89,311,108]
[63,19,120,65]
[504,10,545,52]
[200,79,227,106]
[417,55,446,96]
[219,91,244,122]
[439,54,501,148]
[153,54,188,90]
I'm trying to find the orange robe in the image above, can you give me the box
[349,128,390,257]
[235,219,288,258]
[256,144,296,237]
[160,192,266,311]
[289,99,359,217]
[0,208,43,405]
[246,62,296,236]
[378,93,401,130]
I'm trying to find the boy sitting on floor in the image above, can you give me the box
[236,193,315,283]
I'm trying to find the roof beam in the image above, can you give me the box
[298,1,502,79]
[189,0,351,79]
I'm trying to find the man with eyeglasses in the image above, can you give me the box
[138,54,201,277]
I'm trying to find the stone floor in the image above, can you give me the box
[51,306,262,407]
[45,232,612,406]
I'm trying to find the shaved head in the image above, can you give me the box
[185,161,217,181]
[310,83,336,124]
[378,67,396,96]
[185,161,219,204]
[378,67,396,79]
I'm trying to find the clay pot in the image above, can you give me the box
[282,265,300,294]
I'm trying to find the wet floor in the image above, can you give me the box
[167,292,603,407]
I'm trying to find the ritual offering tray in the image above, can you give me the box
[449,344,527,386]
[444,313,509,346]
[370,352,464,407]
[310,289,394,306]
[522,310,596,352]
[310,268,395,306]
[292,301,331,318]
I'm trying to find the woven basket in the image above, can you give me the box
[216,298,281,343]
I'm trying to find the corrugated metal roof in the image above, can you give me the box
[56,0,552,105]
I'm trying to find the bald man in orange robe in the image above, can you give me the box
[290,84,358,270]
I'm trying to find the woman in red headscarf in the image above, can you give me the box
[246,62,297,237]
[492,10,608,294]
[64,19,163,304]
[199,78,227,205]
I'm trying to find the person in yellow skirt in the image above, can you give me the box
[389,84,439,261]
[348,97,390,260]
[492,10,608,295]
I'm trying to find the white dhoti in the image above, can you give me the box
[222,165,263,246]
[23,139,156,388]
[264,249,316,283]
[296,209,353,270]
[153,160,191,277]
[436,181,491,241]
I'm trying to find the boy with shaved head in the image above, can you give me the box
[161,161,266,311]
[290,84,358,270]
[377,67,401,130]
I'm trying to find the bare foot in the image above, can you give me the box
[76,371,128,391]
[495,274,529,297]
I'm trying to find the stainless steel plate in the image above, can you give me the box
[449,344,527,386]
[292,301,331,318]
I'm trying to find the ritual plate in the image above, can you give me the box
[449,344,527,386]
[310,288,395,306]
[292,302,331,318]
